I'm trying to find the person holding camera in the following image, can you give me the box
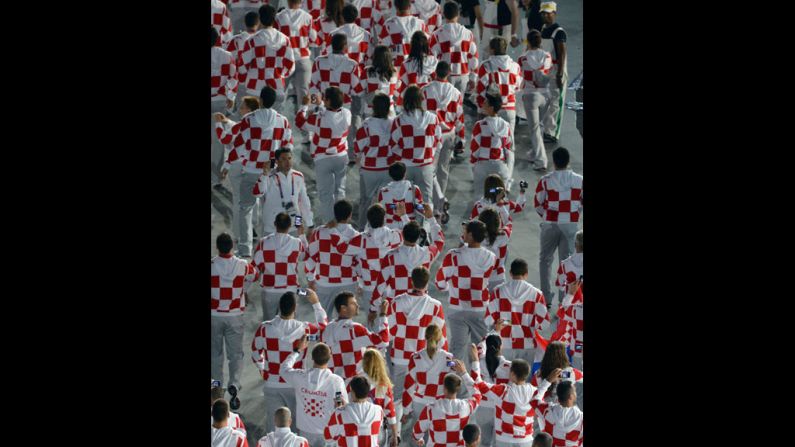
[252,148,314,237]
[470,174,527,232]
[324,376,388,447]
[528,340,583,404]
[468,334,510,447]
[547,280,584,371]
[530,367,584,446]
[470,93,513,202]
[376,162,426,230]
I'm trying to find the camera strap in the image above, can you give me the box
[274,171,295,202]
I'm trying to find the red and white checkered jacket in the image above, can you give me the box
[303,0,325,20]
[470,338,511,409]
[531,379,584,447]
[517,48,553,92]
[275,8,316,60]
[470,193,527,229]
[435,246,499,312]
[320,317,390,382]
[359,69,399,117]
[312,17,340,50]
[533,170,584,224]
[395,55,438,109]
[251,232,309,291]
[239,28,296,96]
[388,291,448,365]
[280,351,349,435]
[410,0,442,34]
[226,31,256,84]
[251,303,328,388]
[484,279,550,350]
[212,47,238,103]
[470,116,513,163]
[556,252,583,290]
[551,287,584,356]
[379,14,429,70]
[295,104,352,161]
[309,53,363,106]
[354,117,396,171]
[389,110,442,167]
[211,254,259,316]
[476,55,522,111]
[430,22,479,81]
[233,108,294,174]
[212,426,249,447]
[304,223,360,286]
[413,381,481,447]
[529,367,583,396]
[371,221,445,310]
[472,362,539,443]
[350,0,385,38]
[376,180,424,228]
[363,373,397,426]
[336,224,405,290]
[212,0,233,46]
[481,230,511,282]
[322,23,374,73]
[256,427,310,447]
[324,401,384,447]
[401,348,456,412]
[216,119,246,170]
[422,80,464,140]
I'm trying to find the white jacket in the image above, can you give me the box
[212,426,248,447]
[256,427,309,447]
[253,169,314,234]
[280,352,349,435]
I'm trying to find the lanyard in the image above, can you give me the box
[274,171,295,201]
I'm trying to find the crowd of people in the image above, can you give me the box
[210,1,582,446]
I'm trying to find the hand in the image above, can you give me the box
[452,359,467,374]
[548,367,563,383]
[422,204,433,219]
[226,98,234,110]
[306,288,319,305]
[307,281,317,291]
[510,36,520,47]
[301,95,311,105]
[220,168,228,181]
[367,311,377,326]
[494,319,508,333]
[566,279,582,296]
[496,190,506,202]
[297,222,305,236]
[296,334,309,352]
[395,201,407,217]
[310,94,320,105]
[415,439,425,446]
[400,414,410,425]
[556,77,564,90]
[466,80,475,92]
[469,343,479,362]
[213,112,227,123]
[379,299,389,316]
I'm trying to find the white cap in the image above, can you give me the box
[540,1,557,13]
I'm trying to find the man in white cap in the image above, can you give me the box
[539,1,568,144]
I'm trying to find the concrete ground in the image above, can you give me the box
[210,1,582,443]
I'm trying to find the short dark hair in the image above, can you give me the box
[212,399,230,423]
[260,86,277,108]
[244,11,260,29]
[443,373,462,393]
[279,291,297,316]
[527,29,542,48]
[443,1,460,20]
[333,199,353,221]
[367,204,386,229]
[325,86,344,109]
[334,291,355,313]
[274,212,292,231]
[311,343,331,365]
[372,93,391,119]
[331,33,347,53]
[466,220,487,243]
[411,267,430,289]
[350,376,370,399]
[532,432,553,447]
[435,61,450,79]
[394,0,411,12]
[342,4,358,23]
[510,359,531,382]
[210,26,219,47]
[402,85,424,113]
[275,147,292,161]
[259,4,276,27]
[402,221,422,243]
[485,93,502,113]
[510,259,529,276]
[556,381,575,403]
[388,162,407,181]
[216,233,233,254]
[462,424,480,445]
[552,147,570,168]
[490,37,507,55]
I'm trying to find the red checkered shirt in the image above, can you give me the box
[275,8,316,60]
[376,180,424,228]
[360,69,399,117]
[239,27,296,96]
[212,0,233,46]
[470,193,527,229]
[470,116,513,163]
[412,377,481,447]
[430,22,479,81]
[481,230,511,282]
[410,0,443,34]
[364,373,398,426]
[401,349,456,412]
[472,362,539,443]
[303,0,326,21]
[434,246,499,312]
[354,117,396,171]
[226,31,256,84]
[312,17,340,50]
[533,170,584,223]
[304,223,360,285]
[517,48,553,91]
[309,53,363,106]
[389,110,442,167]
[251,303,328,388]
[324,401,384,447]
[350,0,385,38]
[551,288,584,356]
[556,252,583,289]
[212,47,238,103]
[531,379,584,447]
[211,254,258,316]
[529,367,583,399]
[322,24,375,73]
[320,317,390,382]
[470,338,511,409]
[295,105,352,161]
[476,55,522,111]
[233,108,294,174]
[256,427,310,447]
[395,55,438,109]
[336,224,405,290]
[387,291,448,365]
[379,14,429,70]
[422,80,464,140]
[251,232,309,291]
[216,119,246,170]
[484,279,550,350]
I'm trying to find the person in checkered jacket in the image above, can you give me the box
[225,11,260,112]
[324,376,386,447]
[212,26,238,188]
[529,341,583,404]
[212,233,259,398]
[354,94,396,228]
[534,147,582,309]
[310,33,363,110]
[470,174,527,231]
[257,407,310,447]
[379,0,429,71]
[303,0,326,21]
[410,0,443,34]
[468,334,510,447]
[212,399,250,447]
[395,31,438,112]
[472,209,513,291]
[212,0,233,47]
[225,0,265,34]
[470,94,513,202]
[312,0,345,60]
[412,362,482,447]
[362,348,399,447]
[555,229,582,309]
[349,0,386,40]
[430,2,479,105]
[360,46,399,119]
[547,281,583,372]
[530,369,583,447]
[376,162,425,230]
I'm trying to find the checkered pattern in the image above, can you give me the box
[484,280,550,350]
[412,385,481,446]
[239,28,296,95]
[351,0,385,39]
[531,380,584,447]
[556,253,583,289]
[303,0,325,20]
[533,171,584,223]
[470,116,512,163]
[388,111,441,167]
[312,17,339,50]
[321,318,390,381]
[395,55,438,109]
[387,291,447,364]
[212,0,233,46]
[275,8,316,60]
[354,117,396,171]
[251,233,308,290]
[309,54,363,106]
[434,247,499,311]
[552,287,584,355]
[529,367,584,390]
[211,254,258,315]
[376,181,424,228]
[367,381,397,425]
[476,56,522,110]
[482,232,511,281]
[232,109,294,173]
[401,349,455,411]
[422,81,464,140]
[430,23,479,79]
[304,224,359,284]
[228,412,247,437]
[360,70,398,116]
[378,15,429,69]
[295,105,352,160]
[410,0,442,34]
[226,32,255,84]
[470,341,511,408]
[215,120,246,168]
[212,47,238,102]
[322,24,374,73]
[472,379,538,442]
[518,49,553,90]
[336,226,404,289]
[470,194,527,228]
[324,402,384,447]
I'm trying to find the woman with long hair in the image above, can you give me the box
[477,208,511,290]
[468,334,511,447]
[361,45,398,118]
[312,0,344,58]
[362,349,399,447]
[395,31,438,111]
[529,340,583,405]
[470,174,528,232]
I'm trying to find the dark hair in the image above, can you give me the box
[490,37,507,55]
[402,85,424,113]
[407,31,430,77]
[258,4,276,27]
[527,29,542,49]
[540,341,570,381]
[478,208,501,246]
[274,212,292,232]
[510,258,529,277]
[311,343,331,365]
[350,376,370,399]
[212,399,230,423]
[435,61,450,79]
[443,1,460,20]
[462,424,480,445]
[510,359,531,382]
[325,86,344,109]
[402,221,421,243]
[411,266,431,289]
[334,291,355,312]
[368,45,395,81]
[483,174,506,201]
[394,0,411,12]
[388,161,407,181]
[484,93,502,113]
[331,33,347,53]
[556,381,575,404]
[466,220,487,243]
[216,233,233,254]
[531,433,553,447]
[244,11,260,29]
[342,4,358,23]
[260,86,277,108]
[275,147,292,161]
[372,93,391,119]
[485,334,502,381]
[367,204,386,229]
[279,291,297,316]
[443,373,462,394]
[324,0,344,27]
[210,25,219,47]
[552,147,570,168]
[333,199,353,221]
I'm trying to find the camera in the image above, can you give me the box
[560,370,571,379]
[447,361,456,368]
[228,385,241,410]
[519,180,528,190]
[334,391,344,406]
[415,203,424,212]
[294,215,303,227]
[211,380,221,388]
[307,333,319,342]
[488,187,504,194]
[387,203,397,210]
[297,288,307,296]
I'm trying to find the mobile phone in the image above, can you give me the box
[560,370,571,379]
[294,215,303,227]
[388,203,397,210]
[211,380,221,388]
[297,288,307,296]
[307,333,319,342]
[447,361,456,367]
[416,203,424,211]
[334,391,343,406]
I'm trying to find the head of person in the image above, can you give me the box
[462,424,481,447]
[258,4,276,28]
[362,348,393,392]
[333,199,353,223]
[484,333,503,380]
[443,373,462,397]
[350,376,371,401]
[274,212,292,234]
[556,381,577,407]
[342,4,358,24]
[366,204,386,229]
[435,61,451,81]
[287,0,302,9]
[424,324,443,355]
[402,85,424,113]
[483,93,502,116]
[527,29,542,50]
[388,161,407,181]
[478,208,501,246]
[216,233,233,255]
[540,341,570,381]
[443,1,460,23]
[411,266,431,292]
[210,26,219,47]
[532,433,553,447]
[274,407,292,428]
[369,45,395,80]
[274,147,293,172]
[540,1,558,25]
[483,174,506,202]
[311,343,332,367]
[260,86,277,109]
[490,37,508,56]
[552,147,570,169]
[211,384,225,405]
[324,86,344,110]
[244,11,260,31]
[238,96,261,116]
[211,399,230,425]
[334,291,359,318]
[279,291,297,318]
[463,220,487,246]
[509,359,531,384]
[325,0,344,25]
[510,258,530,280]
[395,0,411,13]
[575,229,583,253]
[372,93,391,119]
[331,32,348,54]
[402,221,422,245]
[408,31,430,64]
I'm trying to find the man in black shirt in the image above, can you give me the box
[539,1,568,143]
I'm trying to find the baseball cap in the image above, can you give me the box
[540,1,557,13]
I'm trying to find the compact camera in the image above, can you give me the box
[519,180,529,190]
[307,333,319,342]
[488,187,504,194]
[560,370,571,379]
[294,215,303,227]
[297,288,307,296]
[447,361,456,368]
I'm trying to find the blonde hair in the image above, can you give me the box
[362,349,392,397]
[242,96,261,112]
[425,324,443,357]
